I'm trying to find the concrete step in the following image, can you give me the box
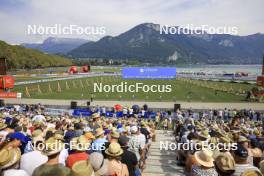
[144,130,183,176]
[143,173,184,176]
[149,150,176,156]
[146,159,177,166]
[144,164,184,174]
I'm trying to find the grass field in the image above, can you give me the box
[13,76,254,102]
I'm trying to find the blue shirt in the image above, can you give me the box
[92,138,108,152]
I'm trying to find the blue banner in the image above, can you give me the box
[122,67,176,79]
[72,109,93,117]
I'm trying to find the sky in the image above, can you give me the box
[0,0,263,44]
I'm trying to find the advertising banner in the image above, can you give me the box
[122,67,176,79]
[0,92,21,98]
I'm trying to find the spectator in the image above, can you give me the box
[232,145,260,176]
[118,135,138,176]
[105,142,129,176]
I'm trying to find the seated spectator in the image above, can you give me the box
[232,145,261,176]
[0,146,29,176]
[214,153,235,176]
[191,148,218,176]
[249,138,263,167]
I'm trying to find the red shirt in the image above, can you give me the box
[66,152,89,168]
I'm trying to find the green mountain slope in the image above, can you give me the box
[0,40,73,69]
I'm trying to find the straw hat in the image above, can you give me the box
[92,113,100,119]
[32,129,43,138]
[198,130,210,139]
[238,136,249,143]
[44,137,64,156]
[0,147,21,169]
[46,127,56,133]
[32,135,45,144]
[33,121,44,128]
[84,132,95,140]
[241,127,249,136]
[215,153,235,172]
[194,149,214,168]
[0,122,7,130]
[241,169,262,176]
[259,160,264,175]
[254,129,262,137]
[54,133,64,141]
[111,130,120,139]
[141,122,147,127]
[46,116,52,121]
[105,142,123,157]
[71,135,91,151]
[95,128,104,137]
[71,160,95,176]
[219,135,233,144]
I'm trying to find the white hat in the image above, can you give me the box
[130,126,138,134]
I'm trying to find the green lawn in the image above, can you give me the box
[12,76,254,102]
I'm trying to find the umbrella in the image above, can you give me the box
[132,105,140,113]
[114,104,122,111]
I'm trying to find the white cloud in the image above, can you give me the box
[0,0,263,44]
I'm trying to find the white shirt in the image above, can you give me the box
[3,169,29,176]
[123,109,128,115]
[59,148,69,166]
[32,115,45,122]
[129,108,133,115]
[20,151,48,175]
[0,130,9,142]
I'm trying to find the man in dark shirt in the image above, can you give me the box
[118,135,138,176]
[140,123,150,144]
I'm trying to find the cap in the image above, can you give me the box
[118,135,129,147]
[234,145,248,159]
[8,132,26,143]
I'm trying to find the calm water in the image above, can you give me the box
[177,65,262,75]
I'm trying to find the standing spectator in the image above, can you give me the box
[118,135,138,176]
[32,138,71,176]
[105,142,129,176]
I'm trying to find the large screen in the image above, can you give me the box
[122,67,176,79]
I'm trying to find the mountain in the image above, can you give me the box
[0,40,73,69]
[68,23,264,64]
[22,37,89,54]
